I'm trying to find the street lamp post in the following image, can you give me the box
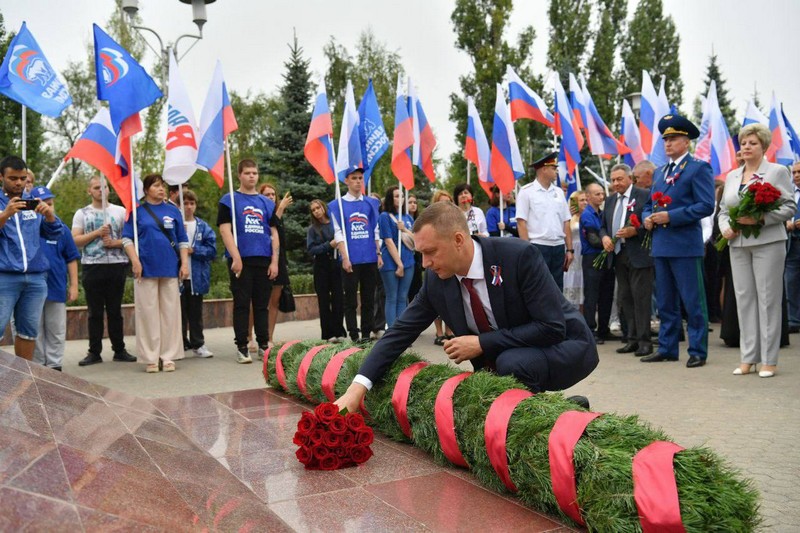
[626,92,642,121]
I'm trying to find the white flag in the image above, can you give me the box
[163,50,198,185]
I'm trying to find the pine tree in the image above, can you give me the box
[547,0,593,81]
[700,52,737,134]
[263,34,329,271]
[619,0,683,108]
[448,0,541,205]
[585,0,627,126]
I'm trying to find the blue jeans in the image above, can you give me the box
[785,238,800,327]
[0,272,48,340]
[380,268,413,327]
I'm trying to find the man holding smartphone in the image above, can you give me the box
[0,156,62,361]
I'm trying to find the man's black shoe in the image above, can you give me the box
[51,366,62,372]
[113,350,136,362]
[640,353,678,363]
[594,336,605,345]
[356,338,372,347]
[79,353,103,366]
[616,342,638,354]
[788,325,800,334]
[634,344,654,357]
[686,356,706,368]
[566,395,590,410]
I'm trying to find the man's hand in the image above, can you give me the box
[616,226,637,239]
[443,335,483,364]
[644,216,654,230]
[650,211,670,226]
[564,251,573,271]
[230,257,243,277]
[1,197,26,220]
[601,235,614,252]
[99,224,111,237]
[498,221,506,231]
[67,284,79,303]
[377,255,384,269]
[334,382,368,413]
[341,257,353,273]
[34,201,56,222]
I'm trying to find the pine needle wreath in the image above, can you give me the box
[265,340,760,532]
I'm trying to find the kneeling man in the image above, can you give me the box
[336,202,599,412]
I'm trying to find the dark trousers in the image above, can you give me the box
[533,243,566,291]
[229,260,272,349]
[181,280,205,349]
[373,273,386,332]
[313,257,345,340]
[82,263,127,355]
[614,250,654,345]
[581,254,614,336]
[654,257,707,359]
[343,262,377,340]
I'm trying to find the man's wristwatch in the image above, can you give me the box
[566,249,575,253]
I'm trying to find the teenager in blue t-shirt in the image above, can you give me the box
[123,174,189,373]
[486,187,518,237]
[378,186,415,328]
[329,167,382,343]
[217,159,279,363]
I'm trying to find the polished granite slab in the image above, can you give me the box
[0,349,571,532]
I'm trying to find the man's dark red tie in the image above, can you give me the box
[461,278,492,333]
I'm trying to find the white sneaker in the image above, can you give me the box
[193,345,213,358]
[237,350,253,364]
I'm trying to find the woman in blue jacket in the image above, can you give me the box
[123,174,189,373]
[378,186,415,328]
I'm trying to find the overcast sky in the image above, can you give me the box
[4,0,799,170]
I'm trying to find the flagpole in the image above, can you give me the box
[575,167,583,191]
[499,194,505,237]
[398,182,403,245]
[224,140,238,247]
[597,155,609,195]
[21,105,27,161]
[178,183,186,221]
[466,161,471,188]
[130,134,139,255]
[101,176,110,226]
[46,160,66,189]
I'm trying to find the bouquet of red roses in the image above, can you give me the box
[294,402,374,470]
[715,180,784,251]
[593,214,642,269]
[641,192,672,249]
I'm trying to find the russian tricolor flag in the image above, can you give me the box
[639,71,659,158]
[391,76,415,190]
[489,84,524,196]
[742,99,768,127]
[553,75,583,176]
[695,81,736,180]
[766,92,794,166]
[335,80,362,182]
[304,82,336,184]
[619,99,646,168]
[407,78,436,183]
[465,95,492,197]
[196,60,238,187]
[580,76,630,157]
[781,107,800,161]
[507,65,554,128]
[568,73,588,132]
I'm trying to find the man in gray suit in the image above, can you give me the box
[601,164,655,356]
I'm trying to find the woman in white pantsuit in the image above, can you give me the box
[718,123,796,378]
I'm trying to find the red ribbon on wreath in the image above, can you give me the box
[262,346,272,381]
[434,372,472,467]
[633,441,687,533]
[548,411,602,525]
[484,389,533,492]
[296,344,332,400]
[391,362,429,438]
[320,347,363,402]
[274,340,301,391]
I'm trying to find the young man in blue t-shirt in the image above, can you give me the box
[217,159,279,363]
[329,167,383,343]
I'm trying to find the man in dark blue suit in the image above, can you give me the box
[335,202,599,412]
[642,114,715,368]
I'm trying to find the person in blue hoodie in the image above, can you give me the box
[179,189,217,358]
[31,187,80,371]
[0,156,62,361]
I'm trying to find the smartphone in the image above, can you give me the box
[20,199,40,210]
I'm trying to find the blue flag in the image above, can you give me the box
[93,24,162,133]
[0,22,71,117]
[781,106,800,161]
[357,80,389,184]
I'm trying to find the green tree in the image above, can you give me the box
[699,52,737,134]
[585,0,627,126]
[619,0,683,108]
[0,13,50,174]
[547,0,593,81]
[448,0,540,206]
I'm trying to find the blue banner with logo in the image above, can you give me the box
[357,80,389,184]
[0,22,71,118]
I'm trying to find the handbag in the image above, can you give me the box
[278,284,296,313]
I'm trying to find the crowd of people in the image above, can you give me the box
[1,112,798,383]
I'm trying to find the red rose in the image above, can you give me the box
[335,446,349,458]
[327,416,347,435]
[319,454,342,471]
[629,214,641,228]
[309,428,325,445]
[293,432,310,447]
[297,411,318,434]
[323,431,341,448]
[652,191,664,203]
[312,444,331,460]
[345,413,366,431]
[349,445,374,464]
[314,402,340,424]
[340,431,355,448]
[296,446,313,465]
[355,427,374,446]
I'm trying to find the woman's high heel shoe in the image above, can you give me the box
[732,364,757,375]
[759,369,775,378]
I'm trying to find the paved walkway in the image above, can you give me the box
[33,319,800,531]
